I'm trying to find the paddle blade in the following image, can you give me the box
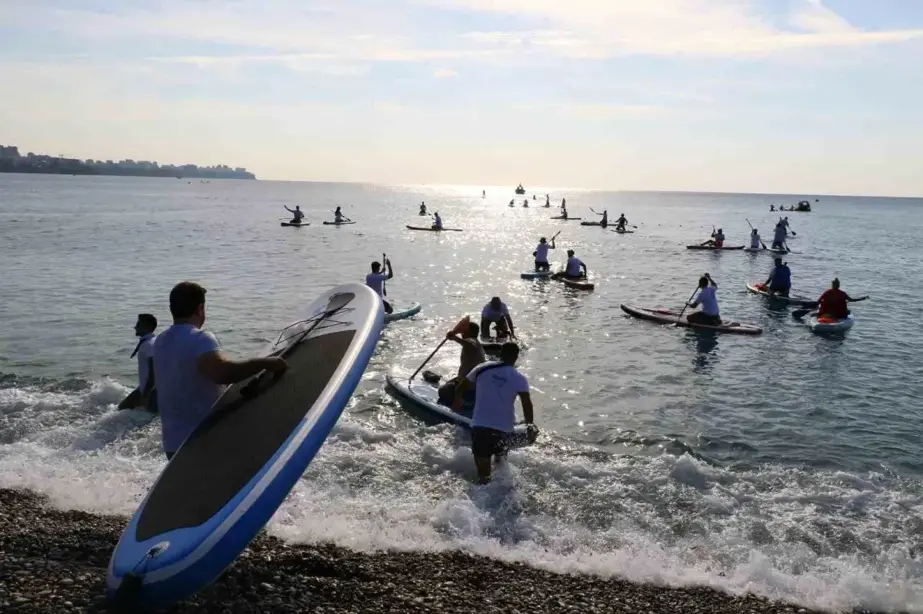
[451,315,471,335]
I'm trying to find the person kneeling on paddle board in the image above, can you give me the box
[432,212,443,230]
[750,228,762,249]
[154,282,288,460]
[701,228,725,248]
[481,297,516,340]
[815,278,868,320]
[284,205,304,224]
[762,257,792,297]
[118,313,158,412]
[616,214,629,231]
[437,321,486,408]
[333,206,345,223]
[552,249,587,280]
[686,274,721,326]
[366,259,394,314]
[533,236,555,271]
[456,343,536,484]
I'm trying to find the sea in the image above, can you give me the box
[1,174,921,612]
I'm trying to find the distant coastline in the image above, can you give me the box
[0,145,255,180]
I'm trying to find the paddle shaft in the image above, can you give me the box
[382,252,387,297]
[409,338,448,383]
[675,285,702,323]
[745,218,767,249]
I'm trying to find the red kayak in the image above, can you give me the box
[620,304,762,335]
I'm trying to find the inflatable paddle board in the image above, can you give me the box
[323,221,355,225]
[280,222,309,227]
[550,216,582,221]
[107,284,384,610]
[807,313,855,334]
[406,225,463,232]
[384,302,422,323]
[620,304,762,335]
[745,282,814,306]
[386,373,537,448]
[520,271,553,280]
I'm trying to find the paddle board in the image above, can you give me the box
[280,222,309,227]
[550,216,582,221]
[558,277,595,291]
[807,314,855,334]
[384,302,422,323]
[107,284,384,610]
[579,221,607,227]
[620,304,762,335]
[745,282,813,306]
[744,247,788,255]
[520,270,553,280]
[406,225,463,232]
[386,374,537,448]
[612,229,634,234]
[685,245,745,250]
[323,221,355,226]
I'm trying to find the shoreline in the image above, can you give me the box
[0,488,845,614]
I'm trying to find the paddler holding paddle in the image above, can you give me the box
[284,205,304,225]
[814,278,869,320]
[615,213,630,232]
[365,258,394,314]
[761,257,792,297]
[701,228,725,248]
[533,233,557,271]
[480,297,517,340]
[432,211,443,230]
[552,249,587,281]
[685,273,721,326]
[436,317,486,408]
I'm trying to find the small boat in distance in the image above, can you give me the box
[515,183,526,195]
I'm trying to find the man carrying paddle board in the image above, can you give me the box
[366,258,394,314]
[455,342,536,484]
[481,297,517,340]
[761,257,792,297]
[154,282,287,460]
[686,274,721,326]
[533,235,557,271]
[437,318,487,407]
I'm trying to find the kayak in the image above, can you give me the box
[406,225,463,232]
[384,302,422,323]
[620,304,763,335]
[280,222,309,227]
[744,247,788,255]
[746,282,814,306]
[386,374,538,448]
[686,245,745,250]
[323,221,355,226]
[550,216,582,221]
[557,277,595,291]
[807,313,855,333]
[580,221,608,227]
[521,270,553,280]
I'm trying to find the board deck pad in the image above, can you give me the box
[136,329,355,541]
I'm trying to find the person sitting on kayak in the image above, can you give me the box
[701,228,725,248]
[419,202,427,215]
[481,297,516,340]
[771,221,787,251]
[365,259,394,314]
[816,278,869,320]
[533,236,556,271]
[750,228,762,249]
[432,212,443,230]
[553,249,587,280]
[686,274,721,326]
[615,214,629,231]
[456,342,535,484]
[762,257,792,297]
[284,205,304,224]
[437,321,486,409]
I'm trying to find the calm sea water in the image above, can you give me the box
[1,174,921,612]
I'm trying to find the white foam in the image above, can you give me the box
[0,381,920,612]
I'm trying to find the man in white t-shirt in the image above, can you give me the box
[153,282,287,459]
[533,236,555,271]
[553,249,587,281]
[118,313,158,411]
[457,343,536,484]
[686,273,721,326]
[365,258,394,314]
[480,296,516,339]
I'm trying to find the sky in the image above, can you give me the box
[2,0,923,196]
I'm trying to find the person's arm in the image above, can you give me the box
[707,274,718,289]
[763,271,774,287]
[845,294,869,302]
[386,260,394,280]
[580,262,588,277]
[197,351,287,386]
[141,357,155,397]
[518,391,534,424]
[550,238,555,249]
[505,314,516,339]
[284,206,294,213]
[445,332,465,346]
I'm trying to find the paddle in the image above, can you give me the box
[382,252,387,298]
[746,218,767,249]
[409,316,469,383]
[675,281,702,325]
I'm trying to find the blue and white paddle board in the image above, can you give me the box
[107,283,384,610]
[384,302,422,323]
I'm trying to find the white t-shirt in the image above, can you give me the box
[566,256,584,277]
[467,362,529,433]
[535,243,551,262]
[153,324,225,454]
[365,272,388,297]
[481,302,509,322]
[750,234,761,248]
[136,334,156,391]
[696,286,720,316]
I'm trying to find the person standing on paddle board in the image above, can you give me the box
[118,313,158,411]
[701,228,725,248]
[771,221,788,251]
[481,297,516,340]
[420,202,426,215]
[553,249,587,280]
[365,259,394,314]
[686,274,721,326]
[598,210,608,228]
[815,279,868,320]
[438,321,486,408]
[432,212,443,230]
[533,236,556,271]
[762,258,792,297]
[615,214,629,232]
[284,205,304,225]
[458,342,535,484]
[153,282,287,460]
[750,228,762,249]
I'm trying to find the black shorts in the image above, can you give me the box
[687,312,722,326]
[534,260,550,271]
[383,300,393,314]
[471,427,509,458]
